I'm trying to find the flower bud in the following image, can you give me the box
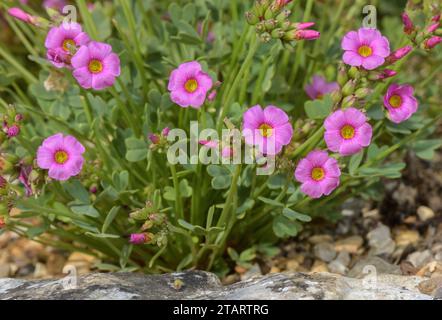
[255,22,266,33]
[7,8,34,24]
[368,69,397,81]
[275,9,291,22]
[260,32,272,43]
[245,11,259,25]
[337,64,348,86]
[148,133,160,145]
[0,176,6,189]
[342,79,357,96]
[386,45,412,64]
[264,19,276,31]
[0,216,5,229]
[432,15,441,23]
[271,28,285,38]
[331,90,342,104]
[428,22,440,33]
[348,66,360,79]
[294,22,315,30]
[354,87,373,99]
[6,125,20,138]
[424,36,442,49]
[161,127,170,137]
[284,29,320,41]
[402,12,414,34]
[342,95,356,108]
[129,233,147,245]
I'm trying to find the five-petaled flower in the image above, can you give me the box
[37,133,85,181]
[295,150,341,199]
[45,22,90,68]
[342,28,390,70]
[71,41,121,90]
[324,108,373,156]
[383,84,418,123]
[168,61,213,108]
[242,105,293,155]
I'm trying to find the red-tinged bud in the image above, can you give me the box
[7,7,35,24]
[245,11,259,25]
[424,36,442,49]
[402,12,414,34]
[15,114,23,122]
[0,217,5,229]
[89,185,97,194]
[386,45,412,64]
[375,69,397,80]
[148,133,160,144]
[6,125,20,138]
[432,15,441,23]
[285,29,320,41]
[294,22,315,30]
[428,22,440,33]
[129,233,147,245]
[161,127,170,137]
[0,176,6,189]
[207,90,217,101]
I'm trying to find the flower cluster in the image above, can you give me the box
[401,12,441,50]
[245,0,320,43]
[45,22,120,90]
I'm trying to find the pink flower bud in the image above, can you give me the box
[7,125,20,138]
[0,217,5,229]
[425,36,442,49]
[432,15,441,23]
[295,22,315,30]
[199,140,219,149]
[7,7,34,24]
[148,133,160,144]
[379,69,397,80]
[428,22,440,33]
[89,186,97,194]
[208,90,217,101]
[161,127,170,137]
[129,233,147,244]
[402,12,414,34]
[15,114,24,122]
[295,30,320,40]
[387,45,412,63]
[274,0,292,10]
[0,176,6,189]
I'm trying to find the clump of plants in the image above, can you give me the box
[0,0,441,275]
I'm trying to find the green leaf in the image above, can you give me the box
[120,244,133,269]
[358,163,406,179]
[282,208,312,222]
[239,248,256,262]
[102,206,120,233]
[227,247,239,261]
[211,175,232,190]
[272,215,300,238]
[258,197,284,207]
[125,138,147,162]
[349,151,364,176]
[64,180,90,204]
[304,95,333,120]
[85,232,120,239]
[412,139,442,161]
[71,205,100,218]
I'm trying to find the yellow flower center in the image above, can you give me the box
[358,45,373,57]
[259,124,273,137]
[62,39,76,52]
[88,59,103,74]
[311,167,325,181]
[389,95,402,108]
[184,79,198,93]
[340,125,355,140]
[54,150,69,164]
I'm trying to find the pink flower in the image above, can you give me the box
[324,108,373,156]
[305,75,339,100]
[383,84,418,124]
[129,233,147,244]
[71,41,121,90]
[386,45,412,64]
[36,133,85,181]
[295,150,341,199]
[45,22,90,68]
[167,61,213,109]
[7,7,34,24]
[242,105,293,155]
[424,36,442,49]
[341,28,390,70]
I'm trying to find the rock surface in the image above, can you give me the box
[0,271,434,300]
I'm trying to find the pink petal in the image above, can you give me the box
[301,181,323,198]
[63,135,86,154]
[72,67,93,89]
[341,31,360,51]
[88,41,112,60]
[324,110,346,130]
[343,51,363,66]
[243,105,265,129]
[358,28,381,44]
[371,37,390,57]
[344,108,367,127]
[263,106,290,126]
[355,123,372,147]
[71,46,90,68]
[339,140,363,156]
[324,130,342,153]
[295,158,314,183]
[274,122,293,145]
[36,146,55,169]
[361,55,385,70]
[319,176,340,196]
[48,164,71,181]
[103,53,121,76]
[92,71,116,91]
[306,150,329,166]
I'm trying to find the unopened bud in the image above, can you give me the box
[6,125,20,138]
[424,36,442,49]
[354,87,372,99]
[342,95,356,108]
[271,28,285,38]
[245,11,259,25]
[337,64,348,86]
[428,22,440,33]
[342,80,357,96]
[402,12,414,34]
[348,67,360,79]
[386,45,412,64]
